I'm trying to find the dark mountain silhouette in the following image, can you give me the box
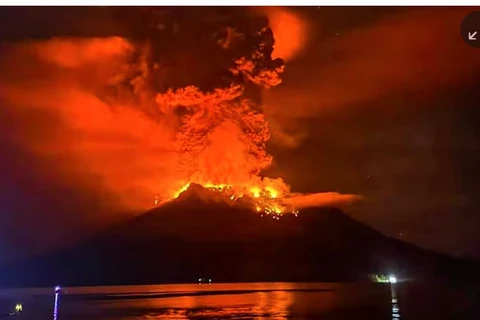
[1,184,478,287]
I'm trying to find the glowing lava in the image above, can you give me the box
[171,182,291,217]
[146,22,295,217]
[146,16,361,216]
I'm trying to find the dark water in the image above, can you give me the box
[1,282,479,319]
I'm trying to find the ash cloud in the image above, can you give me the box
[0,14,290,217]
[263,7,480,148]
[285,192,364,210]
[0,37,177,213]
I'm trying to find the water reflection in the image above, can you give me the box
[391,283,401,319]
[252,287,294,319]
[140,284,295,319]
[37,283,399,320]
[53,292,59,320]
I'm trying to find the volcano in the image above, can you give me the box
[1,184,477,287]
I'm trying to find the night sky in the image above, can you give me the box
[0,7,479,264]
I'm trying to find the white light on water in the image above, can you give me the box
[53,291,59,320]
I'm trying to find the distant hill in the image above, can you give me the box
[0,184,477,287]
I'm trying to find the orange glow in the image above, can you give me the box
[262,7,480,128]
[257,7,310,61]
[265,186,278,199]
[173,183,191,199]
[31,37,133,68]
[251,187,261,198]
[171,182,291,215]
[0,22,362,221]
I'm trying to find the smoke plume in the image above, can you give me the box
[1,37,175,211]
[285,192,364,210]
[0,10,362,227]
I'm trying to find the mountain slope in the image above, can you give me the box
[1,185,477,287]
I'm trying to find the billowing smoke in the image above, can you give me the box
[0,37,176,212]
[0,10,360,224]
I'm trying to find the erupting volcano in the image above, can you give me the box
[169,182,294,218]
[133,17,292,214]
[145,13,359,216]
[150,24,293,216]
[0,8,360,218]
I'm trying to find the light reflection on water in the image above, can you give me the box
[0,282,478,320]
[391,283,401,319]
[52,291,59,320]
[89,283,334,320]
[0,283,389,320]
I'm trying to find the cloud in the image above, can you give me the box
[0,37,179,214]
[285,192,363,209]
[260,7,311,62]
[263,7,480,147]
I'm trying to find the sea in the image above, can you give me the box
[0,282,479,320]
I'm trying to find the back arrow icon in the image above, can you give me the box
[468,31,477,40]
